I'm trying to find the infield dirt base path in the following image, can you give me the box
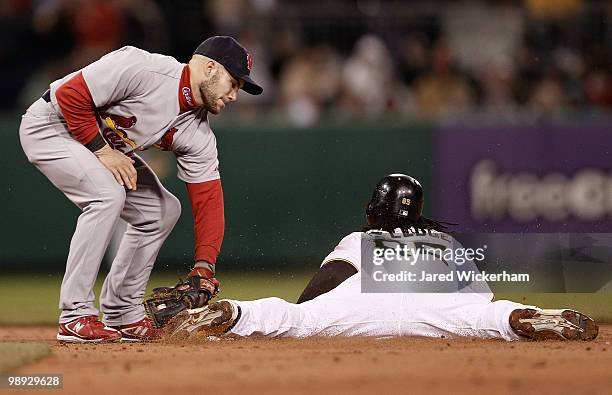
[2,326,612,395]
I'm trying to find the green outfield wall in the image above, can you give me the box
[0,116,435,271]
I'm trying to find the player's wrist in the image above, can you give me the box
[188,263,214,279]
[93,143,112,156]
[188,260,215,278]
[87,134,108,153]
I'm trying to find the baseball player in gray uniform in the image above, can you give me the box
[19,36,263,343]
[166,174,599,342]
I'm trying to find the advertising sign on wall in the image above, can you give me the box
[435,125,612,232]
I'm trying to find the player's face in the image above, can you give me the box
[198,64,243,115]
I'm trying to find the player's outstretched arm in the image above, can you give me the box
[297,260,357,303]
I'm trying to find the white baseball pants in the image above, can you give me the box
[230,275,528,340]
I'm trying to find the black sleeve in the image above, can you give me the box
[297,260,358,304]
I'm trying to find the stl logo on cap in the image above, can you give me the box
[247,53,253,71]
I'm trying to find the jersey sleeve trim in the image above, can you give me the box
[320,258,359,272]
[177,173,221,184]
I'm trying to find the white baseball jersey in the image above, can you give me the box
[321,229,493,297]
[321,229,469,270]
[48,46,219,183]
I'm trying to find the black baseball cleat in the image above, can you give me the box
[165,300,241,339]
[509,309,598,341]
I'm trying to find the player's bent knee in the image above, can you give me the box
[159,193,181,231]
[97,185,127,214]
[130,193,180,233]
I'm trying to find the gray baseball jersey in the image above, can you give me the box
[48,46,219,183]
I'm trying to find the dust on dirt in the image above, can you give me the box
[2,326,611,395]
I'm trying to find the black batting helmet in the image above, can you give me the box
[366,174,424,229]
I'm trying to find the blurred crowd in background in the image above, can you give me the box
[1,0,610,125]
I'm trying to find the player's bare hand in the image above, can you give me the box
[94,145,138,190]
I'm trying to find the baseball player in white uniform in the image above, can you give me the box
[167,174,599,342]
[19,36,263,343]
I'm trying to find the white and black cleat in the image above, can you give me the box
[166,300,241,339]
[509,309,598,341]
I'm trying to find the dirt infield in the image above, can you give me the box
[2,326,612,395]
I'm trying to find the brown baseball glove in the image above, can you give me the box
[144,273,219,328]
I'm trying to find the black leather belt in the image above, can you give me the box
[42,89,51,103]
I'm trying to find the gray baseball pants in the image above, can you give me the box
[19,98,181,325]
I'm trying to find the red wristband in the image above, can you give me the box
[188,267,214,279]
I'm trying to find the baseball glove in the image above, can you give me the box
[144,276,219,328]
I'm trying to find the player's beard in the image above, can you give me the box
[200,71,222,114]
